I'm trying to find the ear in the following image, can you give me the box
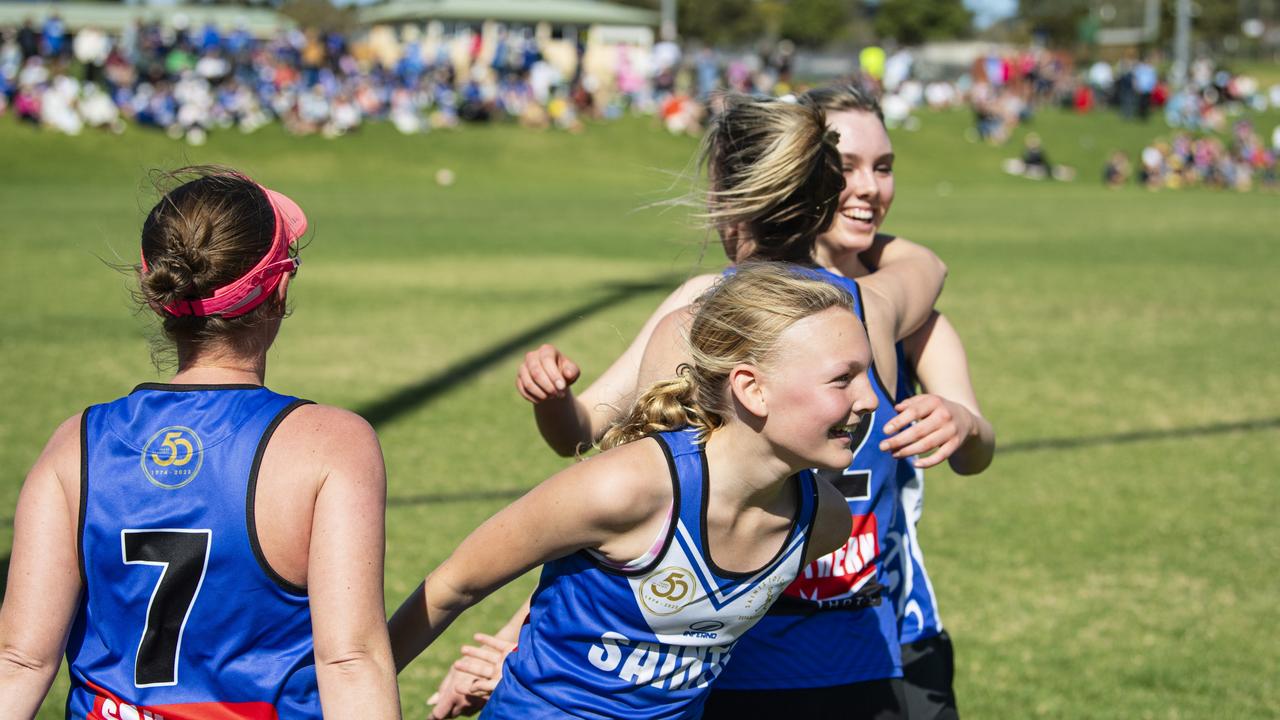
[272,272,291,311]
[728,365,767,418]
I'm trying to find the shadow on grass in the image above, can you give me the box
[385,415,1280,508]
[1000,416,1280,454]
[356,277,678,429]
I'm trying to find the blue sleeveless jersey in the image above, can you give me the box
[715,267,902,690]
[484,429,820,719]
[886,349,945,645]
[67,383,319,720]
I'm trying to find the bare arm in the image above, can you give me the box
[881,313,995,474]
[519,275,720,456]
[857,235,948,341]
[306,408,401,718]
[390,441,667,670]
[635,306,696,392]
[0,415,83,715]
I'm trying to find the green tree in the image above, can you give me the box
[874,0,974,45]
[779,0,853,46]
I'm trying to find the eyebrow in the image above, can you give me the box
[841,152,895,164]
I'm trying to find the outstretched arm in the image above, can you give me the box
[306,408,401,718]
[0,414,83,716]
[389,441,666,670]
[857,235,948,342]
[518,275,719,456]
[881,313,995,474]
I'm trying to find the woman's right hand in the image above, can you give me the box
[516,344,581,403]
[427,633,517,718]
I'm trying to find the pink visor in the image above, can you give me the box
[142,182,307,318]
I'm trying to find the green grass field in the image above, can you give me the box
[2,105,1278,718]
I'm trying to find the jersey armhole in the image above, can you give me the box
[77,406,91,587]
[581,435,681,578]
[795,470,822,568]
[245,399,315,596]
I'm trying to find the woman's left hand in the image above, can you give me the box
[879,394,975,468]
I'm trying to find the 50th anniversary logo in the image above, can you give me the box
[140,426,204,489]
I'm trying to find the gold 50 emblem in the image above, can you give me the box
[639,567,696,615]
[140,426,203,489]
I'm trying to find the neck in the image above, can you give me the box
[171,348,267,386]
[813,245,872,278]
[703,422,797,514]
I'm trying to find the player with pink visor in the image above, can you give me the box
[140,178,307,318]
[0,167,401,717]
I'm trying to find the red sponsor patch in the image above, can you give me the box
[84,681,278,720]
[784,513,878,603]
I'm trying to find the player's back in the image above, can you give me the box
[67,382,319,719]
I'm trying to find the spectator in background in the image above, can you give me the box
[1133,56,1158,122]
[1103,151,1131,188]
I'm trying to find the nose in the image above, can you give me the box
[849,167,879,201]
[848,371,879,420]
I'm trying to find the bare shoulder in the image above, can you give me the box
[673,273,721,304]
[34,411,84,480]
[806,474,853,564]
[551,436,672,533]
[267,404,384,477]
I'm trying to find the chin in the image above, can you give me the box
[810,447,855,472]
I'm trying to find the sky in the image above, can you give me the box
[963,0,1019,29]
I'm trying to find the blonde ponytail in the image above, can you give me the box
[599,369,723,450]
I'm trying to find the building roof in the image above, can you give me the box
[357,0,658,27]
[0,1,294,36]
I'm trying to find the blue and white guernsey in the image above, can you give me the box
[887,347,944,645]
[484,428,820,719]
[67,383,318,720]
[714,267,903,690]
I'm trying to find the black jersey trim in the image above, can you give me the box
[849,281,898,403]
[77,406,92,588]
[699,443,804,579]
[132,383,264,394]
[245,399,314,596]
[794,470,821,575]
[581,435,681,578]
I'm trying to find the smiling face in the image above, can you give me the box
[814,110,895,267]
[752,306,878,471]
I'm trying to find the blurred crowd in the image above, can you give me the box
[1103,120,1279,192]
[4,9,1280,187]
[0,14,720,141]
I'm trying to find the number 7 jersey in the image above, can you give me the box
[67,383,317,720]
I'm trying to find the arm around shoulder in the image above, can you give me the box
[301,405,401,718]
[858,235,947,341]
[900,314,995,475]
[523,275,719,456]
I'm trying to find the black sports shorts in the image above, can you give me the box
[702,677,907,719]
[900,630,959,720]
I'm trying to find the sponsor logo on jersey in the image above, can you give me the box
[639,566,697,615]
[139,426,204,490]
[587,631,735,691]
[85,689,278,720]
[682,620,724,639]
[783,513,879,606]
